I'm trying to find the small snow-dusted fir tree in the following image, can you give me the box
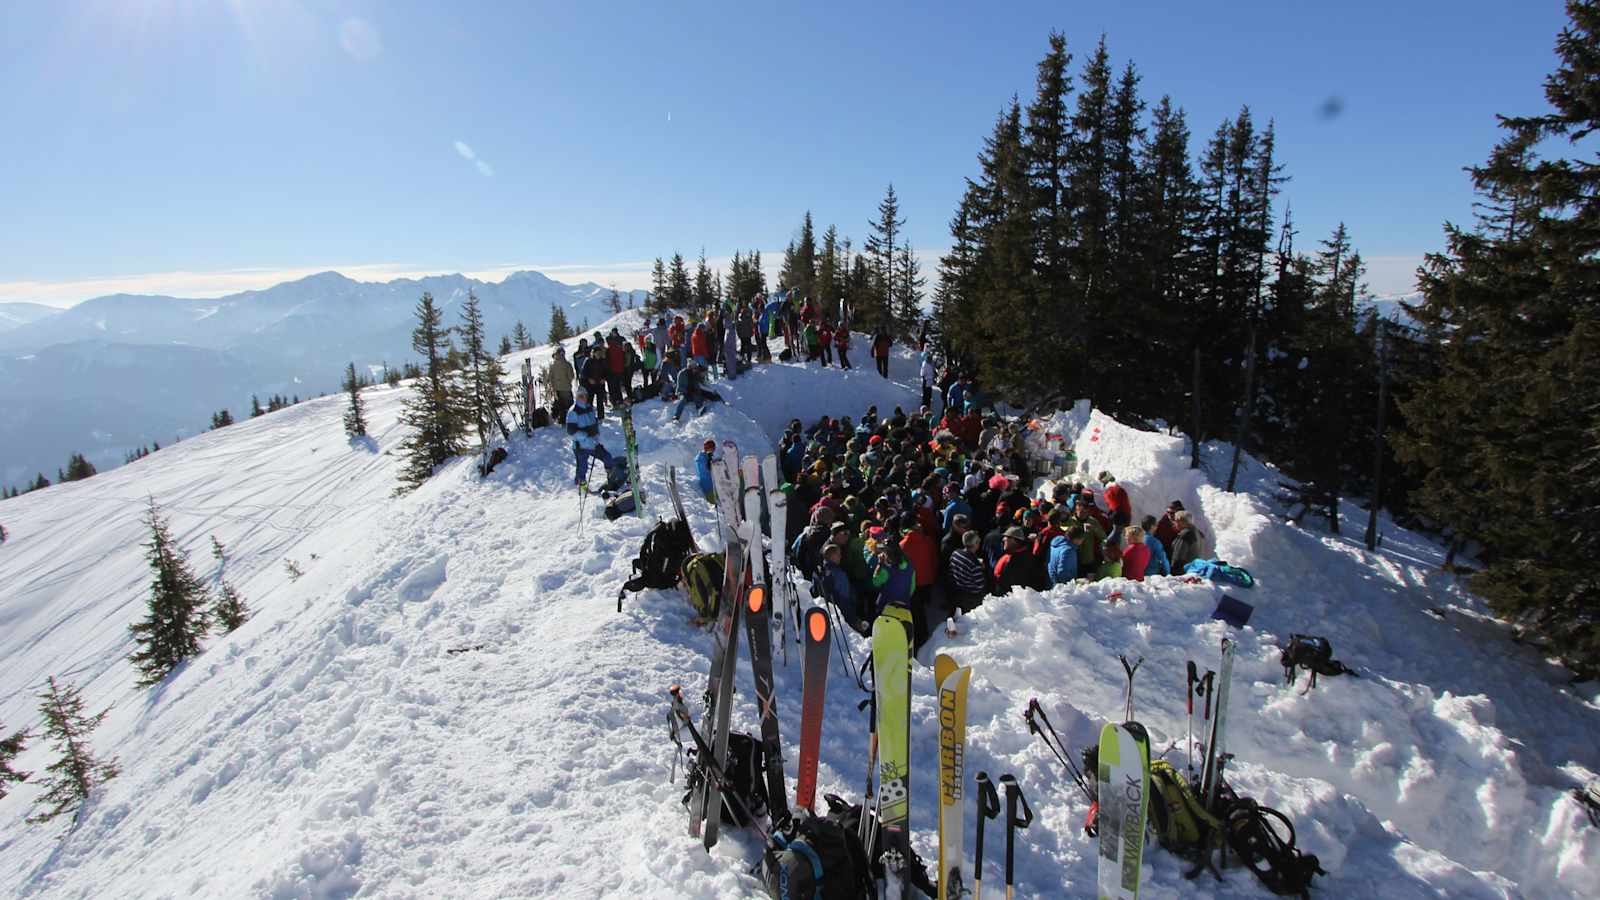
[342,361,367,438]
[212,581,251,633]
[456,289,509,448]
[27,676,118,824]
[396,292,470,492]
[127,498,212,687]
[547,304,573,345]
[512,320,532,350]
[0,721,29,800]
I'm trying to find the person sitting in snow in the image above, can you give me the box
[565,388,612,487]
[673,363,711,421]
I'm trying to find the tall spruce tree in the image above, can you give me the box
[1394,0,1600,671]
[547,304,573,344]
[892,245,926,336]
[816,225,843,318]
[1023,30,1075,368]
[127,498,211,686]
[864,184,905,331]
[0,722,28,800]
[456,289,508,448]
[396,292,469,491]
[512,320,532,350]
[693,249,714,309]
[342,362,368,438]
[668,253,693,309]
[649,258,668,313]
[27,676,118,824]
[64,453,97,481]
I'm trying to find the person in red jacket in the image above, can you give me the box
[1102,475,1132,531]
[1154,500,1183,557]
[1120,525,1151,581]
[834,324,853,369]
[871,327,892,378]
[668,316,686,356]
[689,320,710,366]
[896,512,938,647]
[818,322,834,367]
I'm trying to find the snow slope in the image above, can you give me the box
[0,328,1595,899]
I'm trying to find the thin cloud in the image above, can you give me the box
[454,141,494,177]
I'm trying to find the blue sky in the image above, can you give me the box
[0,0,1571,306]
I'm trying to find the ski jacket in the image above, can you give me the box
[1121,541,1151,581]
[1103,482,1131,518]
[819,325,833,347]
[872,332,892,358]
[1076,517,1107,565]
[817,559,855,615]
[792,523,832,577]
[565,402,600,451]
[653,322,670,356]
[919,356,936,384]
[941,498,973,534]
[674,366,703,399]
[870,557,916,611]
[993,550,1034,595]
[606,338,627,375]
[899,530,940,589]
[834,329,851,350]
[1154,512,1180,556]
[582,355,608,388]
[642,346,658,369]
[1046,536,1078,586]
[544,356,575,393]
[838,533,870,586]
[1170,527,1205,573]
[696,451,716,501]
[945,381,967,412]
[690,325,710,360]
[669,320,686,350]
[946,548,988,596]
[1143,530,1171,576]
[804,323,820,349]
[722,327,738,371]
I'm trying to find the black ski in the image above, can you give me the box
[744,581,789,824]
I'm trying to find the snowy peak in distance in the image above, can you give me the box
[0,302,60,332]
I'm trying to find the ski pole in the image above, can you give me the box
[973,771,1001,900]
[1119,655,1143,723]
[1001,775,1032,900]
[1022,699,1092,804]
[1186,660,1198,775]
[858,694,878,851]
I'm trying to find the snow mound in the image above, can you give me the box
[0,336,1595,898]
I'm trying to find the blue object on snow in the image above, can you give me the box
[1212,593,1254,629]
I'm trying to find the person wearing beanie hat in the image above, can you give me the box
[994,525,1038,595]
[1155,501,1184,557]
[694,439,718,504]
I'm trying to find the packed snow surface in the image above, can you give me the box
[0,313,1596,898]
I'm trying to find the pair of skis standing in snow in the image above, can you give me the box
[665,440,1017,899]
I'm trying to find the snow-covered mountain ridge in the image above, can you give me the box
[0,324,1594,898]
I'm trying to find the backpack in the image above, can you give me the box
[1223,795,1326,898]
[1183,558,1255,588]
[682,731,770,827]
[528,407,551,429]
[762,795,873,900]
[1278,634,1356,690]
[681,552,725,620]
[1146,759,1224,854]
[617,519,695,610]
[814,795,934,896]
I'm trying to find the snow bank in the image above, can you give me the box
[0,327,1595,898]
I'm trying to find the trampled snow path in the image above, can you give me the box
[0,321,1595,898]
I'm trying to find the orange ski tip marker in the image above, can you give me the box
[808,610,828,642]
[747,585,767,613]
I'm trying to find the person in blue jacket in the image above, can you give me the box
[1140,515,1171,576]
[816,543,864,632]
[1047,527,1083,586]
[565,388,612,486]
[941,483,973,534]
[695,439,717,504]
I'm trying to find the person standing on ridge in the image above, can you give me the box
[565,387,612,487]
[871,327,892,378]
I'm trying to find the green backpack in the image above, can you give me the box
[1147,759,1224,854]
[681,552,725,620]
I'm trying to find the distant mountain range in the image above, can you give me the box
[0,301,59,332]
[0,271,646,488]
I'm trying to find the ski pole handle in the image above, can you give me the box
[974,772,1000,900]
[1000,774,1031,896]
[1186,660,1198,715]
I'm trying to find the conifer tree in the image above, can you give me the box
[606,288,623,315]
[0,722,28,800]
[128,498,212,686]
[512,320,533,350]
[396,292,469,491]
[693,249,714,309]
[816,225,843,318]
[864,184,905,330]
[547,304,573,344]
[892,245,926,336]
[210,409,234,430]
[668,253,693,309]
[30,473,50,492]
[498,334,513,356]
[212,582,251,633]
[1395,0,1600,670]
[250,395,264,418]
[649,258,668,313]
[64,453,97,481]
[27,676,118,824]
[342,362,368,438]
[1023,30,1075,372]
[455,289,508,447]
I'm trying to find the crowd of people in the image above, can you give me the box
[545,294,906,485]
[693,392,1209,652]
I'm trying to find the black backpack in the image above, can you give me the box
[763,795,873,900]
[682,731,770,827]
[818,796,935,897]
[1222,795,1326,898]
[617,518,694,611]
[1279,635,1356,690]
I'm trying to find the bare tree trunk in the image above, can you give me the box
[1227,327,1258,491]
[1365,326,1389,551]
[1190,347,1203,470]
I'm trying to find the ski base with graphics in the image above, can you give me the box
[1096,721,1151,900]
[873,612,914,899]
[935,653,973,900]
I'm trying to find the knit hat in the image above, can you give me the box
[1003,526,1028,541]
[703,439,716,451]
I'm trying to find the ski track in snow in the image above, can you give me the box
[0,311,1596,898]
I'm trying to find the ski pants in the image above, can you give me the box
[551,390,573,429]
[574,443,614,485]
[875,356,889,378]
[837,348,851,369]
[673,390,706,420]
